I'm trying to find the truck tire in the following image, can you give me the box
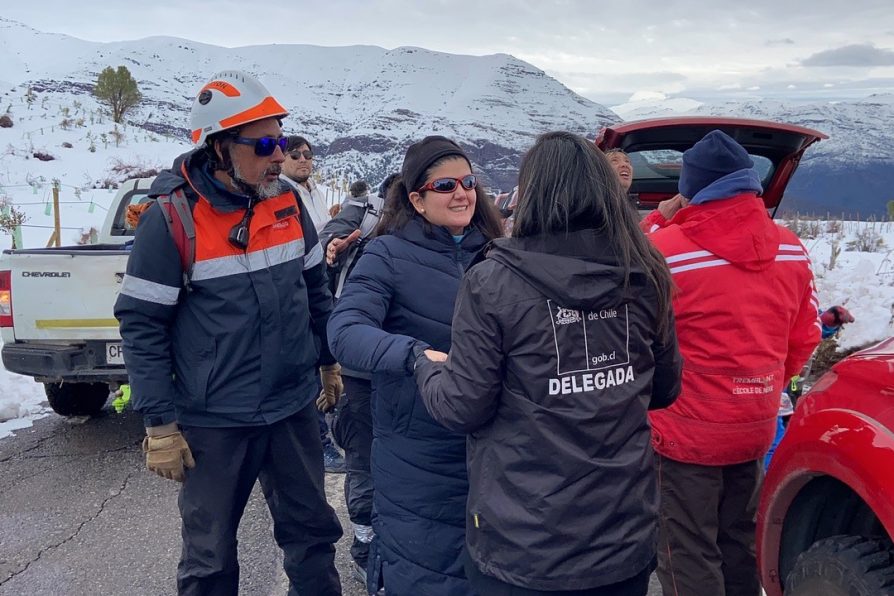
[786,534,894,596]
[44,382,110,417]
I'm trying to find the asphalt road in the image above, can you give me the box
[0,408,661,595]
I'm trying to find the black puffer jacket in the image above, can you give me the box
[415,229,682,591]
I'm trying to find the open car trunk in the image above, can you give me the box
[594,117,828,212]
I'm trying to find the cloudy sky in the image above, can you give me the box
[5,0,894,105]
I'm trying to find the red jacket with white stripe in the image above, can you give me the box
[642,194,820,465]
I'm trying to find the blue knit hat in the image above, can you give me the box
[679,130,754,199]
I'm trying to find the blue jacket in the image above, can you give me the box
[114,149,332,428]
[327,215,487,595]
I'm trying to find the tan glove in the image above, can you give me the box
[142,423,195,482]
[316,364,343,412]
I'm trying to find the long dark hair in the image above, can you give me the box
[375,156,504,240]
[513,131,674,337]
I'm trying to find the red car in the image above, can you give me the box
[757,338,894,595]
[594,116,827,213]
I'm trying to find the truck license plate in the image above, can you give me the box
[106,342,124,365]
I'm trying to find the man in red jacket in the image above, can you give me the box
[642,130,821,596]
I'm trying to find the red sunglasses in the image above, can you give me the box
[416,174,477,194]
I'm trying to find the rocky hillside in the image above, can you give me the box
[0,18,618,191]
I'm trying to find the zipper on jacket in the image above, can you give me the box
[454,243,464,275]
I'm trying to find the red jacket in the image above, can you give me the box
[642,194,820,465]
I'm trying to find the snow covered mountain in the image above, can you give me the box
[0,18,618,191]
[2,17,890,215]
[612,94,894,216]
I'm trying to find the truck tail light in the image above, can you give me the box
[0,270,12,328]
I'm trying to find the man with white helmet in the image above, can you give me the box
[114,70,343,595]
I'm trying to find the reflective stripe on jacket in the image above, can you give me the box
[646,193,820,465]
[114,149,333,428]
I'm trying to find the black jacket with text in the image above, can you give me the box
[415,229,682,591]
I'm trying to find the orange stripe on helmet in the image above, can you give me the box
[219,96,289,131]
[200,80,242,98]
[191,128,203,144]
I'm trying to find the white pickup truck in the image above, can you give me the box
[0,178,154,416]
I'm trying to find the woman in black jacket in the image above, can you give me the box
[414,131,682,596]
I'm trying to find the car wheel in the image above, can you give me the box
[786,534,894,596]
[44,382,110,417]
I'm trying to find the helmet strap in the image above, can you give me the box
[211,137,259,200]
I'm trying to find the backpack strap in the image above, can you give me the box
[334,194,384,298]
[157,189,195,289]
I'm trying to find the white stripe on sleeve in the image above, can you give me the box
[303,242,324,270]
[120,275,180,305]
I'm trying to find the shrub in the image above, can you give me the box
[93,65,142,124]
[0,200,28,248]
[784,213,823,239]
[77,227,99,245]
[847,223,887,253]
[109,158,159,180]
[109,126,125,147]
[808,339,862,380]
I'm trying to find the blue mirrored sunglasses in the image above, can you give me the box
[232,135,288,157]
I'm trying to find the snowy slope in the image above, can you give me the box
[0,18,618,189]
[1,18,893,438]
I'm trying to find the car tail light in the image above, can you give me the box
[0,270,12,328]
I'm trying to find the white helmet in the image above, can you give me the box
[189,70,288,147]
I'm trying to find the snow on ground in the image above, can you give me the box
[795,218,894,349]
[0,363,51,439]
[2,216,892,438]
[0,90,892,437]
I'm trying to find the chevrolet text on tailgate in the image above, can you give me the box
[0,177,154,416]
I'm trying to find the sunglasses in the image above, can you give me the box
[288,150,314,161]
[232,135,288,157]
[416,174,477,194]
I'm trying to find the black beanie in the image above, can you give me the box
[401,136,471,192]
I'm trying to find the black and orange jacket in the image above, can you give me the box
[114,149,333,428]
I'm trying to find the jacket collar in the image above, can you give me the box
[689,168,763,205]
[488,229,642,308]
[672,193,780,270]
[279,174,316,194]
[395,215,488,255]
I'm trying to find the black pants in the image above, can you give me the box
[332,375,374,568]
[178,403,343,596]
[463,548,651,596]
[656,455,762,596]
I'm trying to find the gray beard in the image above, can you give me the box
[256,179,282,199]
[233,163,281,199]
